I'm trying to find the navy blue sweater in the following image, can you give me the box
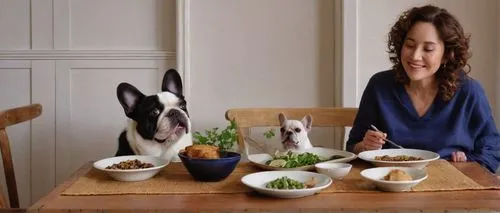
[346,70,500,172]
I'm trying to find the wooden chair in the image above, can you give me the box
[0,104,42,208]
[225,107,358,157]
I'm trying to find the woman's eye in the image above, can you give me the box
[424,48,434,52]
[404,44,415,49]
[295,128,301,133]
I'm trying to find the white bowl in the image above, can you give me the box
[248,147,357,171]
[315,162,352,180]
[241,171,332,198]
[360,167,428,192]
[93,155,168,181]
[358,149,439,169]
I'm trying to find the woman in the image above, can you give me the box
[346,5,499,173]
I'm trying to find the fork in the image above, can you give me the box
[370,125,404,149]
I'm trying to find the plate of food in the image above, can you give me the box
[241,171,332,198]
[247,147,356,171]
[360,167,428,192]
[358,149,440,169]
[93,155,168,181]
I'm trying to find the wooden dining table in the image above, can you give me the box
[28,160,500,213]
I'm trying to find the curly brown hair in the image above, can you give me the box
[388,5,471,101]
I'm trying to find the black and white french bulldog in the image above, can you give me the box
[279,113,313,151]
[115,69,192,162]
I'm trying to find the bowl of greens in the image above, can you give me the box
[241,171,332,198]
[247,147,356,171]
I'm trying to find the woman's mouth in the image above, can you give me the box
[408,62,425,69]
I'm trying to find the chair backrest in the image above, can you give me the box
[225,107,358,156]
[0,104,42,208]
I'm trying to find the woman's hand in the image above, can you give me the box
[451,151,467,162]
[354,130,386,153]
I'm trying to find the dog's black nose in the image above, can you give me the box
[168,109,186,118]
[286,131,293,136]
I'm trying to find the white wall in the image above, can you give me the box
[186,0,338,150]
[352,0,499,123]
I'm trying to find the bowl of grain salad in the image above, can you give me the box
[93,155,168,181]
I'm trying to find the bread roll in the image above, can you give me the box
[183,144,220,159]
[384,169,412,181]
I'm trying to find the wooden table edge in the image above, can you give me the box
[27,162,93,213]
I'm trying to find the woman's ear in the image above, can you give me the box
[443,50,455,65]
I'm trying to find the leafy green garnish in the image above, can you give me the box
[265,151,323,168]
[265,151,345,168]
[263,128,276,139]
[266,176,305,189]
[193,119,238,152]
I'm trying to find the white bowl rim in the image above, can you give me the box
[314,162,352,169]
[360,166,428,184]
[241,171,332,192]
[93,155,168,173]
[358,149,440,163]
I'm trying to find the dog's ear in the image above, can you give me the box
[278,113,287,126]
[301,115,313,132]
[117,83,145,119]
[162,69,183,96]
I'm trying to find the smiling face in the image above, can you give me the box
[401,22,445,84]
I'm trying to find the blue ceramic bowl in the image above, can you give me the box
[178,151,241,182]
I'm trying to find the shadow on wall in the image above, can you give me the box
[316,0,336,108]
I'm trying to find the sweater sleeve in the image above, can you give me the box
[465,81,500,173]
[346,75,380,152]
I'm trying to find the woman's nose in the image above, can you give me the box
[410,49,423,60]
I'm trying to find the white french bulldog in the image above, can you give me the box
[115,69,192,162]
[278,113,313,151]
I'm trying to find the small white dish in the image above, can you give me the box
[93,155,168,181]
[358,149,439,169]
[241,171,332,198]
[360,167,428,192]
[315,162,352,180]
[247,147,357,171]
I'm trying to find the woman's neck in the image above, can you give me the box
[406,77,438,96]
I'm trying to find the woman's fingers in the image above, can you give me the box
[361,130,388,151]
[366,130,386,144]
[367,130,385,138]
[451,151,467,162]
[362,137,383,149]
[457,151,466,162]
[363,143,381,150]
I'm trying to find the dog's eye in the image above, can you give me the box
[179,105,186,110]
[280,127,285,133]
[150,109,160,117]
[294,128,301,133]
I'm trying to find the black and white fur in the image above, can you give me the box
[115,69,192,162]
[279,113,313,151]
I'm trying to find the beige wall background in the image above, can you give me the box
[186,0,339,151]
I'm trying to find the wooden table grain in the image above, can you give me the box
[28,160,500,213]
